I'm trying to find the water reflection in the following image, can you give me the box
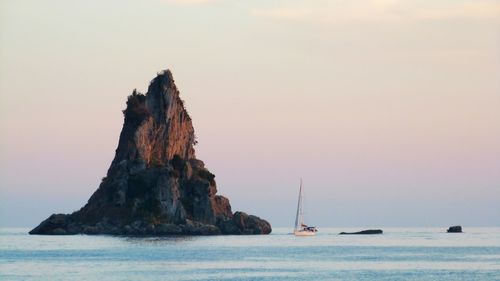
[122,235,197,244]
[1,228,499,281]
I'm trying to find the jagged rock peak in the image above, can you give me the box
[30,69,272,236]
[145,70,186,121]
[114,69,196,169]
[151,69,175,89]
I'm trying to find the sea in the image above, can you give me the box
[1,227,499,280]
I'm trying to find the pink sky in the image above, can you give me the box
[0,0,499,227]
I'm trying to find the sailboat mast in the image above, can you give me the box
[299,179,303,226]
[294,178,303,231]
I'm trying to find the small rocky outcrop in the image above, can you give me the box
[447,226,462,233]
[339,229,383,235]
[30,69,271,236]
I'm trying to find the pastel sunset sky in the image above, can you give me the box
[0,0,499,227]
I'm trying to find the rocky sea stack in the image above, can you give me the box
[30,70,271,236]
[447,226,462,233]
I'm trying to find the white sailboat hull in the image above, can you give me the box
[294,230,316,236]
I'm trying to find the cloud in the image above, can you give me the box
[251,0,500,24]
[413,1,500,21]
[252,6,312,21]
[161,0,221,5]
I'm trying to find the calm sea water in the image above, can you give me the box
[1,227,499,280]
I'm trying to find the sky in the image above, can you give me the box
[0,0,499,228]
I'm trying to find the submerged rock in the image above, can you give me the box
[30,69,271,236]
[447,226,462,233]
[339,229,383,235]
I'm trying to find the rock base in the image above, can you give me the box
[30,212,271,236]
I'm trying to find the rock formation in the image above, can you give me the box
[339,229,383,235]
[447,226,462,233]
[30,70,271,235]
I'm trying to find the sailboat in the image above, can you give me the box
[294,178,317,236]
